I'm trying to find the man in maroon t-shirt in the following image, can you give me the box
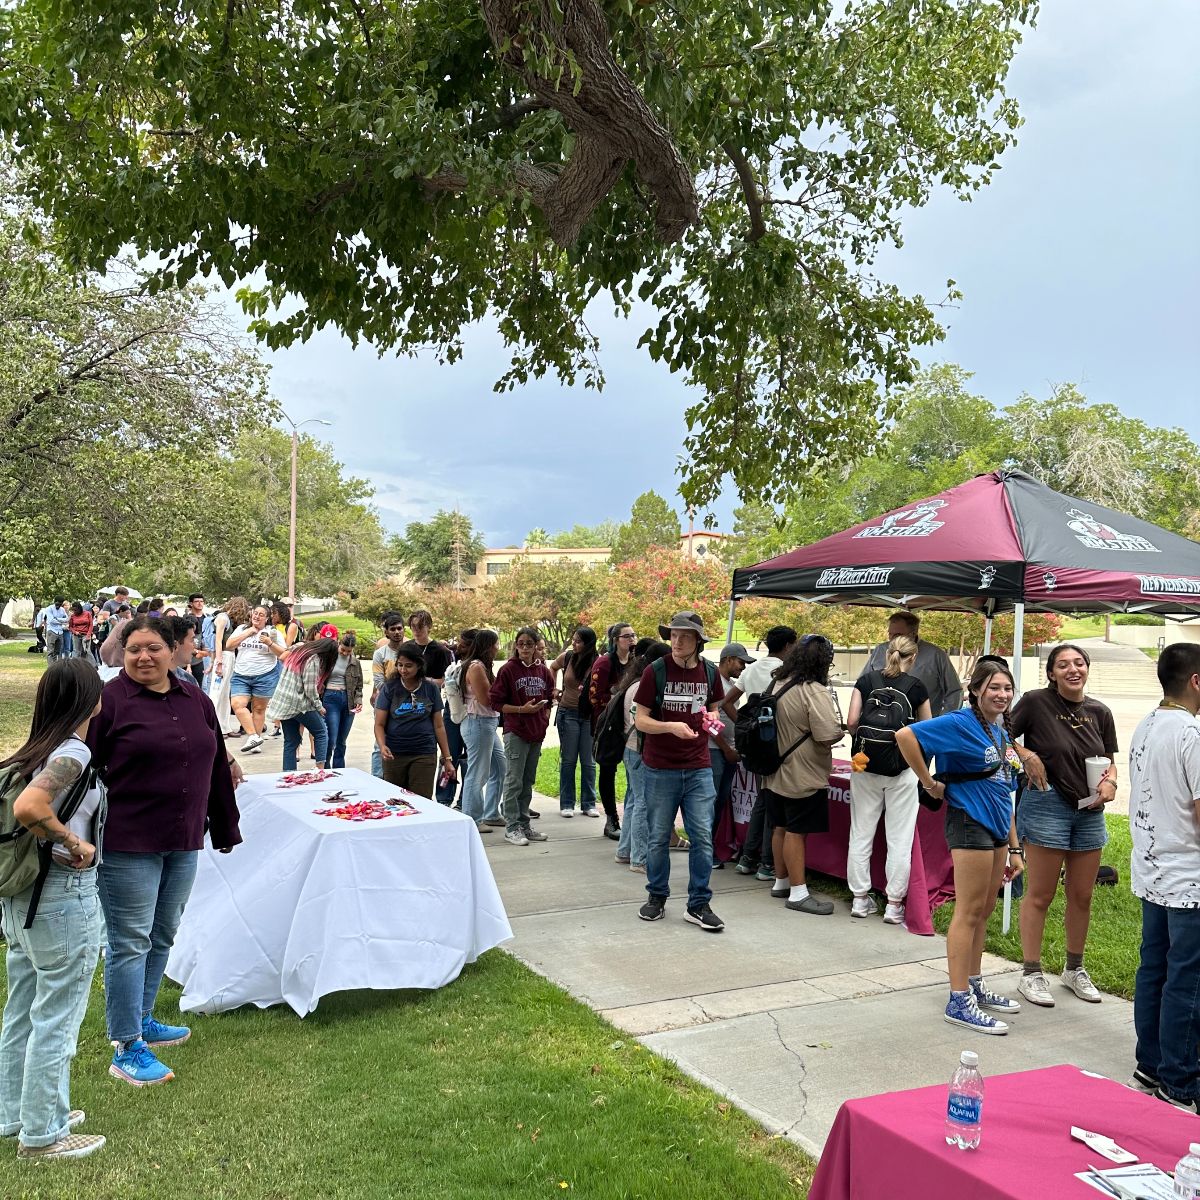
[634,611,726,932]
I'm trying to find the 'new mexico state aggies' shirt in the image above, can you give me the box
[635,658,724,771]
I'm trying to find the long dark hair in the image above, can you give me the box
[0,660,103,778]
[1045,642,1091,688]
[395,640,428,681]
[967,659,1016,741]
[566,625,597,682]
[774,633,835,686]
[509,626,541,660]
[282,639,340,690]
[617,640,670,692]
[460,629,501,687]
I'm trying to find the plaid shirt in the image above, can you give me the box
[266,656,323,721]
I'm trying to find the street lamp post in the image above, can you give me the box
[280,411,333,604]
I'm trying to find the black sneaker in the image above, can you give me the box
[529,809,540,820]
[685,905,725,933]
[1155,1086,1200,1114]
[638,895,667,922]
[1127,1067,1160,1094]
[603,818,620,841]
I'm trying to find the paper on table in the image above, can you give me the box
[1074,1162,1175,1199]
[1070,1127,1138,1164]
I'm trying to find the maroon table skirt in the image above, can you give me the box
[808,1064,1196,1200]
[715,762,954,935]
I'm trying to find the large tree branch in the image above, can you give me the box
[723,141,767,242]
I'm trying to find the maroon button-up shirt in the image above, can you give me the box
[87,670,242,854]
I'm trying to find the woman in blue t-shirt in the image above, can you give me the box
[374,641,453,799]
[896,659,1034,1037]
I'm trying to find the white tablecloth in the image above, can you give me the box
[166,768,513,1015]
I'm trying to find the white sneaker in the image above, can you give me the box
[240,734,264,752]
[1017,971,1055,1008]
[503,829,529,846]
[882,902,906,925]
[850,896,877,919]
[1061,966,1102,1003]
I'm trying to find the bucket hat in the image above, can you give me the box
[658,611,708,643]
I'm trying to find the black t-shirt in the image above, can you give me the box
[413,640,452,682]
[1010,687,1118,804]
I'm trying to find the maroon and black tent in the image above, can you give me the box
[728,469,1200,685]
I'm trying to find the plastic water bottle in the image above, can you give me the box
[1175,1142,1200,1198]
[945,1050,984,1150]
[757,704,774,741]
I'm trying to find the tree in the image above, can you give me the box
[389,511,486,587]
[0,170,272,604]
[0,1,1037,508]
[610,491,681,564]
[347,581,499,636]
[487,557,603,650]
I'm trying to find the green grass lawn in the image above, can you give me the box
[0,952,813,1200]
[0,641,43,756]
[1057,615,1106,640]
[932,814,1139,999]
[535,747,628,805]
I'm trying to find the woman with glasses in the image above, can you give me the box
[86,616,241,1085]
[761,634,845,916]
[548,627,599,817]
[489,628,555,846]
[588,622,637,840]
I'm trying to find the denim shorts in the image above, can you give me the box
[229,663,281,699]
[944,803,1007,851]
[1017,785,1108,852]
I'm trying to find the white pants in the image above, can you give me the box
[847,768,919,902]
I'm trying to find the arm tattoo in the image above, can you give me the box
[28,756,83,798]
[27,819,69,845]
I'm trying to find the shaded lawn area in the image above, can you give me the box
[535,748,627,806]
[0,641,43,757]
[0,951,813,1200]
[932,814,1139,999]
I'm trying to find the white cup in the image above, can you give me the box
[1085,757,1109,794]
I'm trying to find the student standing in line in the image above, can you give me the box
[589,623,636,840]
[548,627,598,817]
[459,631,508,830]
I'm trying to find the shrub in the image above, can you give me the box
[1113,614,1164,627]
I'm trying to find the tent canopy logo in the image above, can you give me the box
[977,565,997,590]
[1138,574,1200,596]
[816,566,895,588]
[1065,508,1159,553]
[853,499,946,539]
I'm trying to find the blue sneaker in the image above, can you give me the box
[142,1014,191,1047]
[110,1039,175,1086]
[944,990,1008,1035]
[970,978,1020,1014]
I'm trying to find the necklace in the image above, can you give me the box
[1051,689,1088,730]
[1160,699,1196,714]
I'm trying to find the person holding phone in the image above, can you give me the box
[226,605,287,752]
[489,627,555,846]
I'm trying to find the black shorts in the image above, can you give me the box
[763,787,829,836]
[944,804,1007,851]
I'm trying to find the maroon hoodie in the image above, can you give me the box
[488,658,555,744]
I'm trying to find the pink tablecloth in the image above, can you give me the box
[718,763,954,935]
[809,1065,1196,1200]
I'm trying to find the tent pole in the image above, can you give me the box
[983,616,993,656]
[726,599,738,645]
[1012,602,1025,693]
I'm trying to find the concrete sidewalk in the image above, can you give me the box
[487,794,1136,1159]
[236,716,1138,1159]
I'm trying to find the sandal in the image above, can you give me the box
[669,832,691,852]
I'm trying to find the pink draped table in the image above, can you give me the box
[717,761,954,935]
[808,1065,1195,1200]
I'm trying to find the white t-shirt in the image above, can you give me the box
[45,736,104,863]
[733,655,783,706]
[1129,706,1200,909]
[231,624,285,677]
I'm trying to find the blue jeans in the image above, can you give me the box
[556,707,597,813]
[322,690,354,769]
[71,633,90,658]
[642,765,716,911]
[436,707,466,806]
[1134,898,1200,1101]
[0,868,102,1148]
[461,716,505,823]
[618,749,649,865]
[371,743,383,778]
[282,709,329,770]
[97,850,199,1045]
[710,746,737,863]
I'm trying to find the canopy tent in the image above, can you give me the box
[728,469,1200,689]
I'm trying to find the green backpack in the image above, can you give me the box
[0,761,96,927]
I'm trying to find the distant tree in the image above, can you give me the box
[390,511,486,588]
[347,582,499,638]
[548,521,621,549]
[524,528,550,548]
[609,492,682,564]
[487,557,603,651]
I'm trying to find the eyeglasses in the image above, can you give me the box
[516,641,536,649]
[125,643,169,655]
[619,632,637,640]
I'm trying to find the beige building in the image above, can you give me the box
[467,533,730,587]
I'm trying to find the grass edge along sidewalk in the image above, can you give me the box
[1,952,814,1199]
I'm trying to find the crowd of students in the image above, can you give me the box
[1,598,1197,1162]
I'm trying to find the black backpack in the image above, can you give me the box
[851,671,918,776]
[734,680,811,776]
[592,688,630,767]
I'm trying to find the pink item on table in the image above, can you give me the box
[809,1065,1196,1200]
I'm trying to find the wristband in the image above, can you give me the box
[1007,846,1025,858]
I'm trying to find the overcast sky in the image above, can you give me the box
[247,0,1199,548]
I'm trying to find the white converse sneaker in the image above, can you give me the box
[1017,972,1054,1008]
[1061,966,1102,1003]
[850,896,877,919]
